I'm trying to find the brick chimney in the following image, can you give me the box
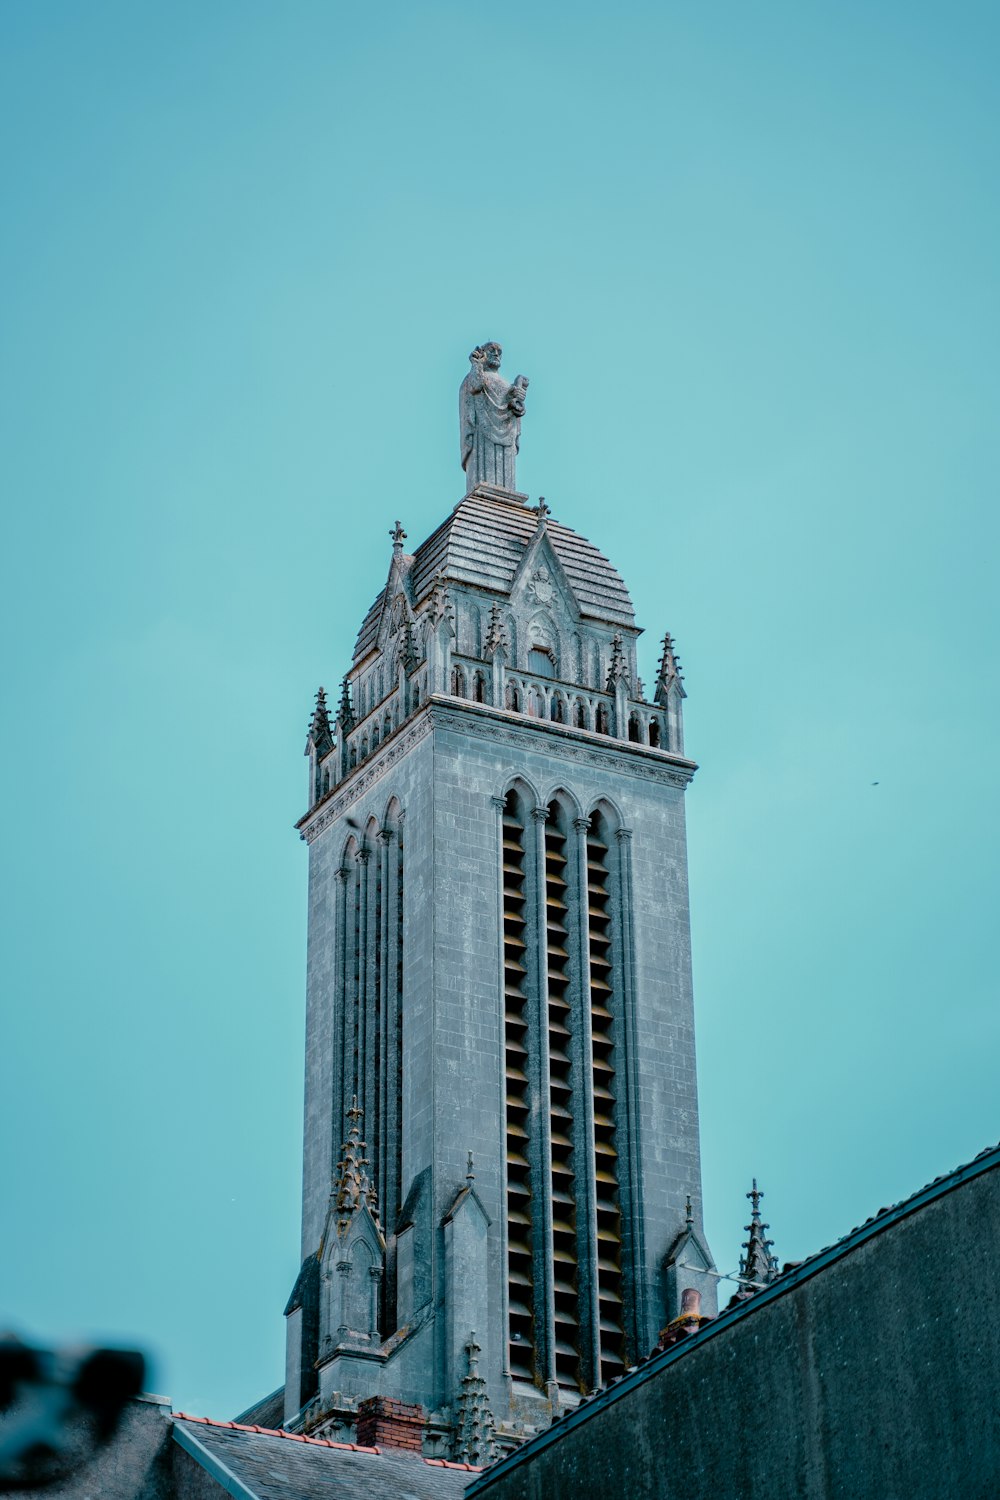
[657,1287,710,1351]
[355,1396,425,1453]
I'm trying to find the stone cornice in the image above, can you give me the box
[296,696,696,846]
[426,696,697,790]
[297,710,433,844]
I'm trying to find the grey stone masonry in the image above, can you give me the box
[287,487,715,1452]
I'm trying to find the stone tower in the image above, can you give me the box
[283,348,715,1452]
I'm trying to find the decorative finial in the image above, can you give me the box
[655,632,686,708]
[400,616,419,674]
[467,1151,475,1184]
[337,673,355,732]
[733,1178,779,1300]
[459,342,529,495]
[390,520,407,550]
[606,631,631,691]
[427,573,453,630]
[685,1193,694,1230]
[537,496,550,519]
[333,1097,380,1232]
[484,602,509,659]
[453,1329,498,1464]
[307,686,334,756]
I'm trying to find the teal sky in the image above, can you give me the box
[2,2,997,1418]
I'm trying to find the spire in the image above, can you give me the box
[306,686,334,757]
[655,632,686,705]
[452,1332,498,1466]
[606,631,630,691]
[735,1178,779,1300]
[333,1097,380,1234]
[390,520,408,553]
[337,674,355,732]
[483,602,509,658]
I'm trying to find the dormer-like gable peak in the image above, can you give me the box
[353,489,634,663]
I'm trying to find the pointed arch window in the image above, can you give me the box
[501,788,536,1383]
[586,810,628,1383]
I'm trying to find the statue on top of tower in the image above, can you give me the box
[459,342,528,494]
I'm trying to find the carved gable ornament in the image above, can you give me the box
[510,527,581,626]
[388,594,408,638]
[526,566,555,606]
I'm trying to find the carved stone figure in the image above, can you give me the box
[459,342,528,493]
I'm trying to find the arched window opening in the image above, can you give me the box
[384,713,392,740]
[451,665,467,697]
[628,713,642,743]
[649,719,661,749]
[596,705,610,736]
[551,695,564,724]
[506,682,520,713]
[502,789,536,1384]
[412,682,420,709]
[545,800,581,1391]
[528,647,556,680]
[587,813,627,1384]
[473,671,487,704]
[574,701,587,730]
[321,768,330,795]
[360,734,370,761]
[372,725,380,751]
[349,744,358,769]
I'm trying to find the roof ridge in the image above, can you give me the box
[173,1413,379,1454]
[172,1412,481,1469]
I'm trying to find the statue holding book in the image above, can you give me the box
[459,342,529,494]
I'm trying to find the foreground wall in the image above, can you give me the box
[469,1146,1000,1500]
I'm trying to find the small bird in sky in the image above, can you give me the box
[871,781,879,786]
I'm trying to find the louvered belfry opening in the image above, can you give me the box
[502,790,536,1382]
[545,801,582,1391]
[587,813,628,1383]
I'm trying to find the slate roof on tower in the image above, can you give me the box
[353,491,635,660]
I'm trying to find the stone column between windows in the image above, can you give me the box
[530,804,557,1396]
[572,814,603,1391]
[614,825,647,1354]
[333,866,350,1161]
[376,828,394,1222]
[363,842,379,1182]
[356,846,371,1125]
[491,794,512,1391]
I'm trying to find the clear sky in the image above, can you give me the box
[2,0,998,1419]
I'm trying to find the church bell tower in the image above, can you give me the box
[283,344,716,1454]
